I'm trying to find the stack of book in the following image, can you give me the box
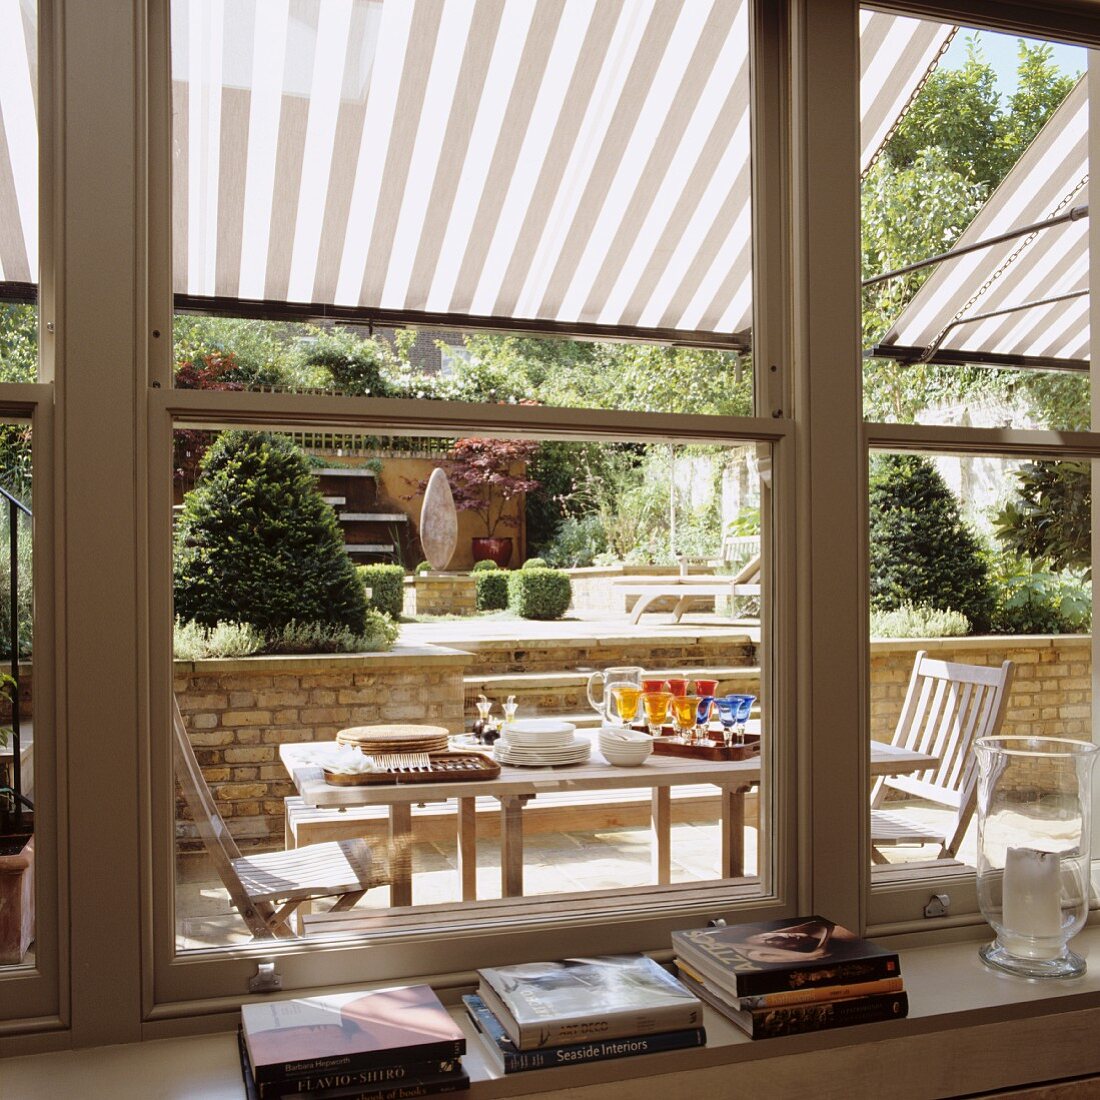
[238,985,469,1099]
[463,954,706,1075]
[672,915,907,1040]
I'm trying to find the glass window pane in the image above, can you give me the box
[171,427,770,951]
[868,450,1091,874]
[861,19,1088,429]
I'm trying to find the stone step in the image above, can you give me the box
[339,512,409,522]
[346,543,396,554]
[314,468,377,478]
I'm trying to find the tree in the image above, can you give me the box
[869,453,995,631]
[994,460,1091,578]
[174,431,369,632]
[431,438,541,538]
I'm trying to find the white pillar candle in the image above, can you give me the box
[1002,846,1062,952]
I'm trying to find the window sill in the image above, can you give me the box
[6,928,1100,1098]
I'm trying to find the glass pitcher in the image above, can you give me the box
[975,735,1099,979]
[586,666,644,723]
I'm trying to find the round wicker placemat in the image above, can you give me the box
[336,724,451,755]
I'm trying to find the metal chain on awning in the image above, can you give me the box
[918,173,1090,363]
[862,27,958,180]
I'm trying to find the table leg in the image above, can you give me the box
[389,803,413,907]
[651,787,671,885]
[458,797,477,902]
[500,795,525,897]
[720,784,748,879]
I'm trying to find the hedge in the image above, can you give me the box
[475,570,510,611]
[508,568,571,620]
[358,563,406,618]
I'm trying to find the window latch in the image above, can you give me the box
[924,893,950,919]
[249,961,283,994]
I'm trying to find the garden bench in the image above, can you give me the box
[614,554,761,625]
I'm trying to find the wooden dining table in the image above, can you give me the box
[279,738,937,906]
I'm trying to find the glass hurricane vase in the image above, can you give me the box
[975,735,1099,979]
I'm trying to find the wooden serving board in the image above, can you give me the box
[323,751,501,786]
[650,734,761,761]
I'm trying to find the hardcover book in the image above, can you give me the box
[674,960,904,1010]
[680,972,909,1039]
[476,954,702,1050]
[462,993,706,1073]
[671,916,901,998]
[240,986,466,1087]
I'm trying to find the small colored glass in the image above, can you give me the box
[735,694,756,734]
[642,691,672,736]
[665,678,688,697]
[693,678,719,698]
[609,682,643,725]
[715,698,738,745]
[670,694,700,741]
[641,678,668,693]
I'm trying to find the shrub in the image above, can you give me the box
[869,602,970,639]
[868,454,995,632]
[543,514,608,568]
[358,563,405,618]
[475,570,510,611]
[508,568,571,620]
[173,618,265,660]
[414,561,432,575]
[264,614,398,654]
[990,559,1091,634]
[471,559,499,573]
[173,431,369,632]
[522,557,548,570]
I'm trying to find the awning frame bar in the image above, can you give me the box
[862,203,1089,287]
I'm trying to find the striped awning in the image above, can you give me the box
[0,1,36,292]
[3,1,952,343]
[872,78,1089,371]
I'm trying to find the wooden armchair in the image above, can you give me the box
[173,699,386,938]
[871,651,1014,864]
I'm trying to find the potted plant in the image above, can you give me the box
[435,438,541,568]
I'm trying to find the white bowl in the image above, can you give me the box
[598,733,653,767]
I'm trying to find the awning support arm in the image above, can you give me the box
[862,204,1088,288]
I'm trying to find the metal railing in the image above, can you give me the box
[0,484,31,833]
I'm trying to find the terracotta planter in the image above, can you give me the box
[471,536,513,568]
[0,833,33,965]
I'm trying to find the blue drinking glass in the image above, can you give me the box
[735,694,756,735]
[715,697,738,745]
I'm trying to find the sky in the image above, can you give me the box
[940,29,1087,96]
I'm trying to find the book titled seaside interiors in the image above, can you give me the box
[240,986,465,1089]
[680,972,909,1040]
[671,916,900,998]
[462,993,705,1073]
[477,955,701,1050]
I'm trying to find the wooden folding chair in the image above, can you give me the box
[173,699,386,938]
[871,650,1014,864]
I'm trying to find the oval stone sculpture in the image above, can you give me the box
[420,466,458,571]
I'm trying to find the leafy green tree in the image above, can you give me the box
[303,327,396,396]
[869,453,995,631]
[174,431,369,632]
[994,460,1091,577]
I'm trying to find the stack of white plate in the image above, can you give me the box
[493,719,590,767]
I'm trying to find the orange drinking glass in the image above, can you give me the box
[671,694,700,740]
[641,691,672,736]
[609,683,643,725]
[665,677,688,697]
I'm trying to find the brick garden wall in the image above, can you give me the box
[174,646,468,849]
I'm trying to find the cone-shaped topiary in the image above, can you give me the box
[174,431,369,633]
[869,453,994,632]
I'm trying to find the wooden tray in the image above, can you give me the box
[323,751,501,786]
[651,734,761,761]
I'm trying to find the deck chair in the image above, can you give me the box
[173,698,386,938]
[870,651,1014,864]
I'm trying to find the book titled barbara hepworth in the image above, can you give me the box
[240,986,465,1087]
[671,916,901,998]
[477,954,701,1050]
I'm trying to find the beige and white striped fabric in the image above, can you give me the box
[877,78,1089,368]
[0,0,37,287]
[2,0,952,340]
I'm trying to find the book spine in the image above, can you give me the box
[502,1028,707,1073]
[252,1042,466,1088]
[257,1062,460,1099]
[682,951,902,997]
[735,977,905,1010]
[269,1074,470,1100]
[747,992,909,1039]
